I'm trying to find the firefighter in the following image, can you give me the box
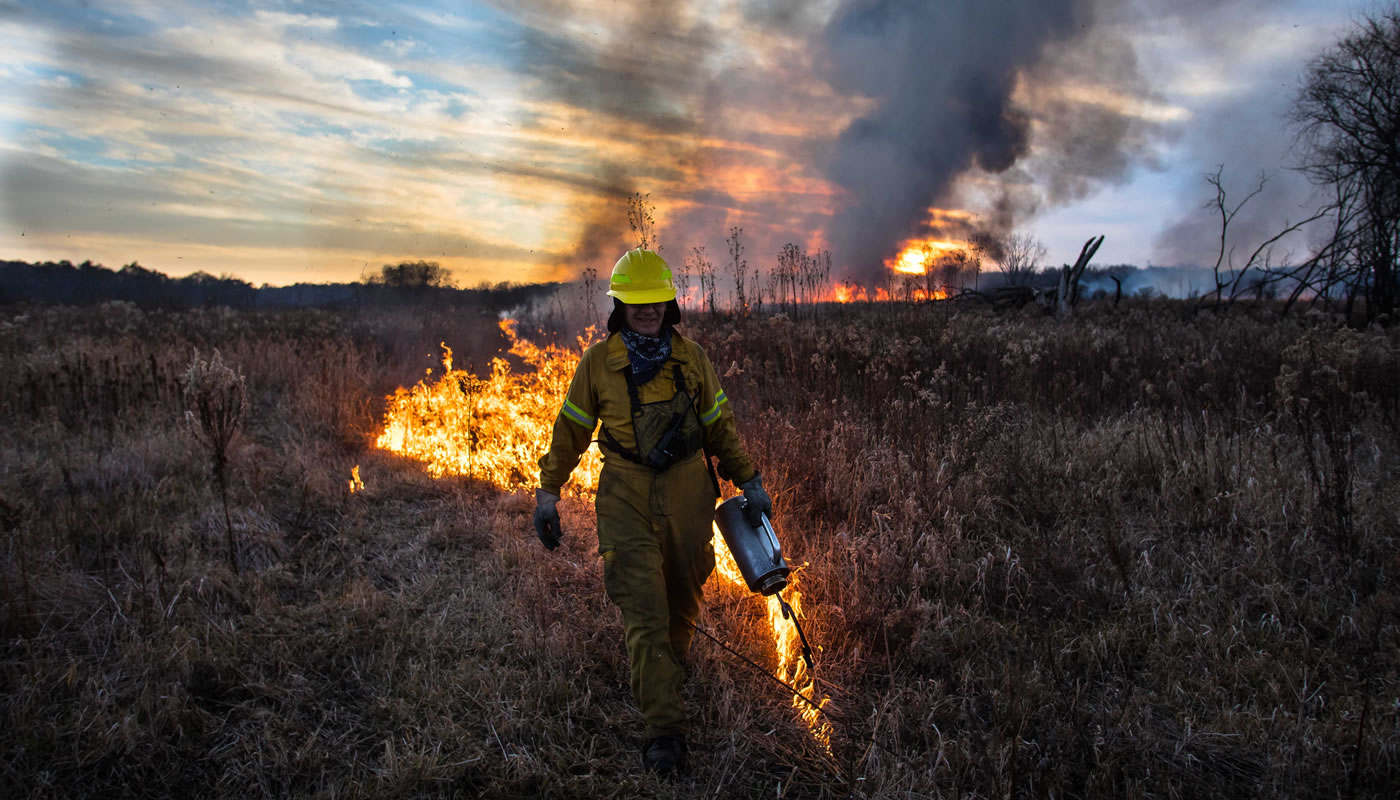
[534,248,772,775]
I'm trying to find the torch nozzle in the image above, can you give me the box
[778,595,816,673]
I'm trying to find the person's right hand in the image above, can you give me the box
[534,489,562,550]
[738,474,772,526]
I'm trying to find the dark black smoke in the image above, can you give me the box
[820,0,1090,277]
[818,0,1173,281]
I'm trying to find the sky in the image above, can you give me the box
[0,0,1370,289]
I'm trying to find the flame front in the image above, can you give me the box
[884,238,963,275]
[817,283,947,303]
[375,319,603,492]
[374,318,832,751]
[348,465,364,493]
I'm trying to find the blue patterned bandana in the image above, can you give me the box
[620,327,672,384]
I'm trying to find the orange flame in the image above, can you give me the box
[373,318,832,749]
[817,283,948,303]
[884,238,963,275]
[375,319,603,492]
[348,465,364,493]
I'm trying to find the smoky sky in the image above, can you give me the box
[474,0,1346,281]
[814,0,1339,279]
[1149,99,1324,268]
[502,0,722,269]
[506,0,1175,282]
[1147,0,1343,267]
[820,0,1150,280]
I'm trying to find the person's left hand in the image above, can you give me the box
[534,489,562,550]
[738,474,772,526]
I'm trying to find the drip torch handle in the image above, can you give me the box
[758,511,783,567]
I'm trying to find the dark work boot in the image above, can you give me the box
[641,734,688,776]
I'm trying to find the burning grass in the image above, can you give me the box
[1,299,1397,798]
[375,319,603,493]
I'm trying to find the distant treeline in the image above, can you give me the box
[0,259,563,310]
[2,257,1280,313]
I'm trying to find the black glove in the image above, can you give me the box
[738,474,772,526]
[534,489,561,550]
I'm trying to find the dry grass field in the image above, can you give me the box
[1,299,1397,799]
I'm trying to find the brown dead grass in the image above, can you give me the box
[1,299,1397,799]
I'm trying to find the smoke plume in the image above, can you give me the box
[509,0,1335,285]
[503,0,721,271]
[819,0,1169,281]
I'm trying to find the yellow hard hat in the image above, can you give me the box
[607,249,676,304]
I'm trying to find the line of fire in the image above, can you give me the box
[367,315,837,749]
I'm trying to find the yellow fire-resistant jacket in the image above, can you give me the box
[539,331,756,495]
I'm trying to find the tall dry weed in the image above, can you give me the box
[1277,325,1398,549]
[182,349,246,572]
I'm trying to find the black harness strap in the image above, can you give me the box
[599,362,715,492]
[599,427,645,467]
[599,366,650,466]
[700,445,722,499]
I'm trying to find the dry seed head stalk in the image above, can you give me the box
[182,348,247,572]
[182,348,246,467]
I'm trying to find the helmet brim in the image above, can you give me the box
[607,286,678,304]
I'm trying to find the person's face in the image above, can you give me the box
[623,301,666,337]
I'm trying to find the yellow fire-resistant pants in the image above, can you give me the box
[595,451,716,739]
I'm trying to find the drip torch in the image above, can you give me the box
[712,496,815,672]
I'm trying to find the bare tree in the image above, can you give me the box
[938,249,969,294]
[1291,7,1400,322]
[968,233,993,290]
[369,260,455,288]
[1199,167,1326,314]
[1282,180,1366,317]
[673,253,691,309]
[800,249,832,315]
[997,232,1047,287]
[919,244,938,300]
[776,243,803,312]
[878,263,896,303]
[899,271,920,302]
[1056,235,1105,319]
[579,266,599,329]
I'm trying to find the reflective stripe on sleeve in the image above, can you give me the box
[700,389,728,426]
[562,399,596,429]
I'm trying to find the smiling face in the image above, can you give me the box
[622,301,667,337]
